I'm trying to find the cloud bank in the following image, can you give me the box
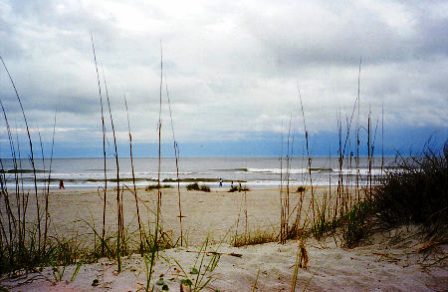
[0,0,447,156]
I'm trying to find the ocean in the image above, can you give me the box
[0,156,397,190]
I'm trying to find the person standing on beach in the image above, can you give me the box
[59,179,65,190]
[219,178,223,187]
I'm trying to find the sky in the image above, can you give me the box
[0,0,447,157]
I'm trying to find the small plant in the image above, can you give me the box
[228,185,250,193]
[252,268,260,292]
[296,186,306,193]
[200,185,211,192]
[51,265,66,282]
[186,183,199,191]
[228,186,238,192]
[232,229,277,247]
[342,200,375,248]
[172,237,220,291]
[70,262,83,282]
[310,192,337,239]
[311,219,337,240]
[50,261,82,283]
[186,183,210,192]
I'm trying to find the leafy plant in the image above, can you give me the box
[173,237,221,291]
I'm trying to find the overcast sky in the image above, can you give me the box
[1,0,447,157]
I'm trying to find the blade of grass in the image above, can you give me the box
[90,33,108,257]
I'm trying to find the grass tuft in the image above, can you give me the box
[232,229,278,247]
[228,185,250,193]
[342,140,448,247]
[342,199,375,248]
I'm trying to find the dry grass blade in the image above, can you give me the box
[252,268,260,292]
[146,39,164,292]
[101,66,123,271]
[124,96,145,254]
[291,239,309,292]
[89,33,108,256]
[296,84,316,228]
[1,55,41,252]
[279,134,285,243]
[165,83,184,246]
[43,111,57,250]
[355,58,362,204]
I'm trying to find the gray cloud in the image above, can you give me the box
[0,0,447,149]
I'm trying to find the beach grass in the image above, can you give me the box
[232,228,278,247]
[374,141,448,238]
[0,56,53,275]
[340,140,448,247]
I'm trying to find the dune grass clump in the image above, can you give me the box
[228,185,250,192]
[0,229,88,276]
[342,199,376,247]
[374,141,448,239]
[186,183,210,192]
[232,229,278,247]
[200,185,211,192]
[311,218,337,240]
[342,141,448,247]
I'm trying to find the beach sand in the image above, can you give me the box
[1,186,447,291]
[23,186,303,246]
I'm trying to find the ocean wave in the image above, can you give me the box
[247,168,329,174]
[246,167,390,175]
